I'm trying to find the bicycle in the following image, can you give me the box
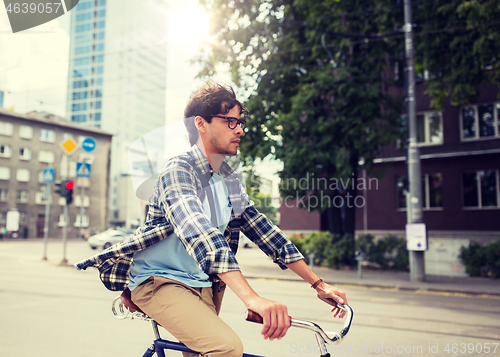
[112,288,354,357]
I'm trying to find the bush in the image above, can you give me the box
[459,240,500,278]
[290,231,355,269]
[356,234,409,271]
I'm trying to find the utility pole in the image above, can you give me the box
[403,0,425,281]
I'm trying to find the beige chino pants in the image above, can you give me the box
[131,276,243,357]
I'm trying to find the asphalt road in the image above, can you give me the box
[0,240,499,357]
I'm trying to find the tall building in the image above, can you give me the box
[65,0,168,228]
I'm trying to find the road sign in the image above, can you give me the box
[406,223,427,251]
[60,137,79,155]
[42,168,54,183]
[76,162,91,177]
[81,137,96,152]
[6,210,20,231]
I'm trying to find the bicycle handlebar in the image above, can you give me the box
[245,296,353,346]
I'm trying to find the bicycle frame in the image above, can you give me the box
[112,291,353,357]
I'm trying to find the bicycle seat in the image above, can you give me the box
[120,288,145,314]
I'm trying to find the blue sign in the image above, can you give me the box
[42,168,54,183]
[81,137,96,152]
[76,162,91,177]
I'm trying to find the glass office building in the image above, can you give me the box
[66,0,168,227]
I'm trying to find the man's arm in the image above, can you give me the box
[217,270,291,341]
[286,259,348,318]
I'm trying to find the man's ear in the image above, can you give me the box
[195,116,207,133]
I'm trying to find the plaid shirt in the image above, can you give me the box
[75,145,303,291]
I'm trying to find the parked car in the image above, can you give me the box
[88,229,130,250]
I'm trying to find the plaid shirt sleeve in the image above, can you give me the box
[158,158,240,276]
[238,183,304,269]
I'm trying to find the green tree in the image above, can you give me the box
[195,0,404,244]
[413,0,500,108]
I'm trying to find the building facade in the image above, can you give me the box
[0,110,112,239]
[65,0,168,227]
[279,83,500,276]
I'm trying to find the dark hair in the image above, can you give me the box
[183,81,248,145]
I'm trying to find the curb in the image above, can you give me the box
[244,275,500,298]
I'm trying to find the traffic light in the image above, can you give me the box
[54,179,74,204]
[54,181,63,196]
[64,180,74,205]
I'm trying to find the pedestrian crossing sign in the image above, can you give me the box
[76,162,91,177]
[43,168,54,183]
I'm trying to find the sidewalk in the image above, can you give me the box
[236,246,500,297]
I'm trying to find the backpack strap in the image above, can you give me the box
[187,159,218,227]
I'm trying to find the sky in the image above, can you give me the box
[0,0,282,193]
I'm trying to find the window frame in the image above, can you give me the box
[19,125,33,139]
[0,144,12,158]
[396,173,444,211]
[16,168,30,182]
[460,102,500,141]
[462,169,500,209]
[39,129,56,143]
[416,111,444,146]
[0,121,14,136]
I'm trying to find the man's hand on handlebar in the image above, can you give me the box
[315,281,349,319]
[245,296,291,341]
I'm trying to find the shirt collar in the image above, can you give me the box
[187,145,236,179]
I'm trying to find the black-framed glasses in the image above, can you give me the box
[210,115,246,130]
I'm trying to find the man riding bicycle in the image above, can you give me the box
[76,81,348,357]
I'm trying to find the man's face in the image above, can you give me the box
[205,105,243,156]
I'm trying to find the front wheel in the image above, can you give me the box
[103,242,112,250]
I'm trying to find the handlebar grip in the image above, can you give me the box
[245,309,264,324]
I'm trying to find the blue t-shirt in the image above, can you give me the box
[128,173,232,290]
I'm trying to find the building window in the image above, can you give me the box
[75,23,92,33]
[17,190,29,203]
[462,170,499,208]
[72,91,88,100]
[73,68,89,78]
[74,57,90,66]
[19,147,31,160]
[75,195,90,207]
[96,32,105,40]
[0,166,10,180]
[0,144,12,158]
[71,114,87,123]
[39,129,55,143]
[16,169,30,182]
[19,125,33,139]
[396,173,443,210]
[38,150,55,163]
[76,12,92,22]
[72,102,87,111]
[75,214,90,227]
[0,188,8,201]
[75,34,91,44]
[0,121,14,136]
[461,103,500,140]
[75,46,90,55]
[73,80,89,89]
[35,188,49,205]
[417,112,443,145]
[76,1,92,10]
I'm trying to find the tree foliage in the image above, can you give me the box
[195,0,405,239]
[414,0,500,108]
